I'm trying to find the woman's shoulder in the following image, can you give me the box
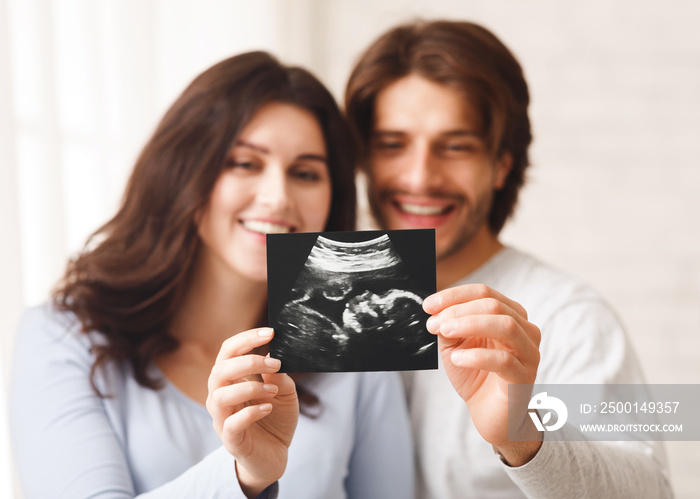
[19,301,77,329]
[18,301,83,337]
[15,302,95,364]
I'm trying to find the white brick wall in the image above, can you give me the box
[318,1,700,496]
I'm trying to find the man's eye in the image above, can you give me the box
[443,143,474,152]
[374,141,403,150]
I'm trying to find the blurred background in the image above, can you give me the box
[1,0,698,497]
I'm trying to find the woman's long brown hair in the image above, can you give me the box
[52,52,357,397]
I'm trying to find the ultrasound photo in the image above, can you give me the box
[267,229,437,373]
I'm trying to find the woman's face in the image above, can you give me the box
[197,102,332,282]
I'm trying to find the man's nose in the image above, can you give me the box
[402,142,437,190]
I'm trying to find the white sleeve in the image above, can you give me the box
[9,306,252,499]
[345,372,415,499]
[503,298,673,498]
[505,425,671,498]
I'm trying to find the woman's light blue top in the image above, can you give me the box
[9,304,414,498]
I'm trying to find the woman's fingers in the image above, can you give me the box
[220,403,274,450]
[210,380,279,409]
[216,327,275,363]
[207,380,278,430]
[261,372,296,394]
[208,354,281,391]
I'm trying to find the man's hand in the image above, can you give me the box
[424,283,543,465]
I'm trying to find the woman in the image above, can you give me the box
[9,52,413,498]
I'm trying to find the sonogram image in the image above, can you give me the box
[267,230,437,372]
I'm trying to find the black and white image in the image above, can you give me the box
[267,229,437,372]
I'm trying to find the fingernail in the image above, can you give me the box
[258,328,273,338]
[263,383,278,394]
[426,315,440,333]
[264,357,281,369]
[423,293,441,312]
[259,403,273,412]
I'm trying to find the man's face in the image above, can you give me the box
[367,74,511,261]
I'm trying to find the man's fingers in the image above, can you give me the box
[439,315,538,359]
[445,347,529,383]
[424,283,528,321]
[426,297,540,348]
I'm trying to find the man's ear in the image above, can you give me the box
[493,152,513,190]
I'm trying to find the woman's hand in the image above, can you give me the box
[206,327,299,497]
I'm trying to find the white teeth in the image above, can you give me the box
[399,203,446,216]
[243,220,292,234]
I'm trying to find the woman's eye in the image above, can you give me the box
[226,159,258,171]
[292,169,321,182]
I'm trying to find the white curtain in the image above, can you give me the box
[0,1,324,496]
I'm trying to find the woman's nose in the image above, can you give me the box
[256,167,290,210]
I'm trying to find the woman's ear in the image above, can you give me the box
[193,207,203,227]
[493,152,513,190]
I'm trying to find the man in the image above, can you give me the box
[345,20,671,498]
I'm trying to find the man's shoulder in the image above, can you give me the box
[463,246,605,322]
[465,246,597,295]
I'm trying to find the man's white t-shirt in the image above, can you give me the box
[405,246,672,498]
